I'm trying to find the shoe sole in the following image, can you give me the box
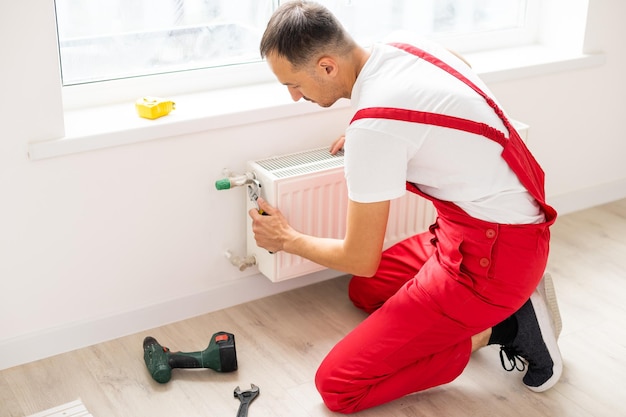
[526,273,563,392]
[539,273,562,338]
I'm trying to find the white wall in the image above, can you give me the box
[487,1,626,208]
[1,0,625,370]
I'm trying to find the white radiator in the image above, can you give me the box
[245,147,436,282]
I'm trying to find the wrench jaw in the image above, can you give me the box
[247,180,263,213]
[234,384,260,416]
[234,383,260,398]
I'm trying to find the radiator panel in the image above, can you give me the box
[246,147,436,282]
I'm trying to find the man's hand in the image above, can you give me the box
[330,135,345,155]
[248,198,297,253]
[248,196,389,277]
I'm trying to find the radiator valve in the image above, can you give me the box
[215,171,256,190]
[215,170,264,213]
[225,250,257,272]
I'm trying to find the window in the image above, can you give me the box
[55,0,274,85]
[56,0,535,87]
[29,0,596,160]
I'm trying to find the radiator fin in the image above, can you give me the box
[255,148,344,178]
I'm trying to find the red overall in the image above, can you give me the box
[315,44,558,413]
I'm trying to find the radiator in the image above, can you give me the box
[245,147,436,282]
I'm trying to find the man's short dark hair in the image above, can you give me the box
[260,1,355,68]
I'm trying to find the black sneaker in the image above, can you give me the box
[499,274,563,392]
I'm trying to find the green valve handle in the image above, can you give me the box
[215,173,256,190]
[215,178,232,190]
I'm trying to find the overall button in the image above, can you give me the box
[479,258,490,268]
[485,228,496,239]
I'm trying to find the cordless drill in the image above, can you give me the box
[143,332,238,383]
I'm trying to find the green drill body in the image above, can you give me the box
[143,332,237,383]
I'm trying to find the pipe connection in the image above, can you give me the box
[225,250,257,272]
[215,170,256,190]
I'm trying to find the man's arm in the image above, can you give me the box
[249,197,389,277]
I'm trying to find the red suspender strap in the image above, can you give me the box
[351,42,509,146]
[350,42,556,221]
[388,43,511,130]
[351,107,507,147]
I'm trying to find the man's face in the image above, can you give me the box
[266,53,342,108]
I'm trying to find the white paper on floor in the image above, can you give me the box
[25,399,92,417]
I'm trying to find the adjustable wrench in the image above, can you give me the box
[246,179,265,214]
[247,180,275,254]
[234,384,259,417]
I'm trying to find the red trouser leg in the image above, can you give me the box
[316,217,550,413]
[317,260,473,413]
[349,231,435,313]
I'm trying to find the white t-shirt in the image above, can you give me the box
[345,37,545,224]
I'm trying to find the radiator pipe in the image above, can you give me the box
[224,250,257,272]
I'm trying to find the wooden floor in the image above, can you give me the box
[2,199,626,417]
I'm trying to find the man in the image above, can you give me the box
[250,1,562,413]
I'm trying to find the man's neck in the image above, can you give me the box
[343,46,371,99]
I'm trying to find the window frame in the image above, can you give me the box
[59,0,541,110]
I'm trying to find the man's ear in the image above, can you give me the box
[318,56,338,77]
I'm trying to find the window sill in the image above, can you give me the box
[28,45,605,161]
[466,45,605,84]
[27,82,338,160]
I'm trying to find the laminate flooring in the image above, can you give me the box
[2,199,625,417]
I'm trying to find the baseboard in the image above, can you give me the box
[548,177,626,216]
[0,269,343,371]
